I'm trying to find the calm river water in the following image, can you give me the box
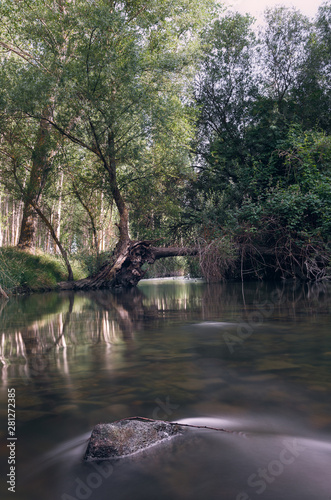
[0,279,331,500]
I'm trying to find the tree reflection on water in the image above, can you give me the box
[0,280,330,387]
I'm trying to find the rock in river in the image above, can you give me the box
[84,417,185,461]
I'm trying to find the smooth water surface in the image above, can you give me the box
[0,280,331,500]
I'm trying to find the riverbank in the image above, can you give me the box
[1,244,330,297]
[0,247,86,295]
[0,248,201,296]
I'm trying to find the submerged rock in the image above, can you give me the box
[84,418,185,461]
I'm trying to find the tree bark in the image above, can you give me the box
[105,136,130,254]
[152,246,199,259]
[17,114,52,249]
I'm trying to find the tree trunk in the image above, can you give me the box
[72,183,100,262]
[55,170,64,248]
[59,240,198,291]
[30,201,74,281]
[18,114,52,249]
[0,284,9,299]
[60,130,196,290]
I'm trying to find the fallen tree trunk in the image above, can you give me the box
[59,240,198,291]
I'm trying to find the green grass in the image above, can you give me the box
[0,247,87,294]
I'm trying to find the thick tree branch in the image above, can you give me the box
[152,246,198,259]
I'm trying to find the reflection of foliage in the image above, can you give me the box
[1,281,331,389]
[0,292,69,333]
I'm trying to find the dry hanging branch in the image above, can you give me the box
[197,237,238,282]
[110,416,244,436]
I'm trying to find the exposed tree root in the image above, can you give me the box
[59,240,198,291]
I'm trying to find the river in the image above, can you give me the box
[0,279,330,500]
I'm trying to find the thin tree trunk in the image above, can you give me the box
[29,200,74,281]
[0,192,3,247]
[15,201,23,245]
[11,202,16,245]
[0,285,9,299]
[72,184,100,261]
[4,198,8,245]
[100,190,104,253]
[13,160,73,280]
[56,170,64,246]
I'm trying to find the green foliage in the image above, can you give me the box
[236,128,331,237]
[181,6,331,280]
[141,255,202,278]
[0,2,330,283]
[261,6,311,105]
[183,256,202,278]
[74,249,114,276]
[0,0,215,253]
[142,257,186,278]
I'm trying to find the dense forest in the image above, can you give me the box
[0,0,330,293]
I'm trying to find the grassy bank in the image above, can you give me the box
[0,247,87,294]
